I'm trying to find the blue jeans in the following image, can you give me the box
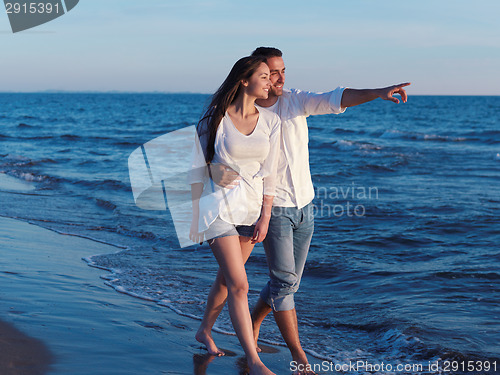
[260,203,314,311]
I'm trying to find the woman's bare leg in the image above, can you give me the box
[195,268,227,356]
[208,236,274,375]
[196,237,255,355]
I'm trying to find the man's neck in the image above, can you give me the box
[255,94,279,108]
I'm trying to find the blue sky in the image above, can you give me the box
[1,0,499,95]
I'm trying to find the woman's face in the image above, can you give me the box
[243,62,271,100]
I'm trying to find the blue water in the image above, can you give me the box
[1,93,499,373]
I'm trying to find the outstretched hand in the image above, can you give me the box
[379,82,411,104]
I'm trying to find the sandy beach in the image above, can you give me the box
[0,216,323,374]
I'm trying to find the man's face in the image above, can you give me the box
[266,56,285,97]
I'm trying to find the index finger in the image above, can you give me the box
[397,82,411,88]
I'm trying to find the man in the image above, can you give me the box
[215,47,409,370]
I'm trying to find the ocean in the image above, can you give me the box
[1,93,499,374]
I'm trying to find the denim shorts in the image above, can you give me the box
[204,216,255,241]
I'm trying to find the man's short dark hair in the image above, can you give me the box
[251,47,283,61]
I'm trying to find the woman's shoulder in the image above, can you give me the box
[197,107,223,134]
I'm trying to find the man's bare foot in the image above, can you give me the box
[255,335,262,353]
[195,329,225,356]
[252,322,262,352]
[248,361,276,375]
[293,366,317,375]
[292,351,316,375]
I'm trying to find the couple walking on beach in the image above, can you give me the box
[189,47,409,375]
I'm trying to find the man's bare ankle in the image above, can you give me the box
[291,349,308,364]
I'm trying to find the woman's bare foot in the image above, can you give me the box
[195,329,225,356]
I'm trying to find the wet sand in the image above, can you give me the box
[0,216,321,374]
[0,319,53,375]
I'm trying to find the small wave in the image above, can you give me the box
[88,150,109,156]
[77,160,97,166]
[25,158,58,166]
[16,172,47,182]
[349,234,433,249]
[47,117,76,124]
[18,123,34,128]
[1,154,59,169]
[434,271,500,280]
[465,130,500,144]
[2,169,63,185]
[18,135,54,140]
[381,129,467,142]
[72,179,130,191]
[335,140,383,152]
[334,321,392,332]
[113,141,142,147]
[304,260,343,279]
[60,134,81,140]
[3,154,30,161]
[424,134,467,142]
[380,328,423,350]
[116,226,157,241]
[94,198,117,211]
[376,328,431,361]
[360,164,395,172]
[333,128,357,134]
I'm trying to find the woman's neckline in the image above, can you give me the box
[225,106,261,137]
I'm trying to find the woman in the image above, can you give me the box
[189,56,280,375]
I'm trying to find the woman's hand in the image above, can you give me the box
[252,194,274,244]
[189,218,204,245]
[209,163,240,189]
[251,216,270,244]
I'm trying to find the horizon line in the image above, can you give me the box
[0,90,499,97]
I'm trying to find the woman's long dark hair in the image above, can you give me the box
[197,55,266,163]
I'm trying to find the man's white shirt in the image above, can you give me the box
[256,87,346,209]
